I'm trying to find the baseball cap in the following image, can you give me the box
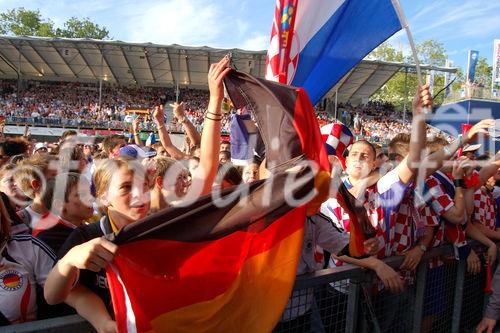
[462,143,481,152]
[119,144,157,159]
[34,142,48,152]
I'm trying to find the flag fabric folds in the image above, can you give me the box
[266,0,402,104]
[105,69,331,333]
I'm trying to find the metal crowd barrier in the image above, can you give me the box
[274,242,493,333]
[3,243,496,333]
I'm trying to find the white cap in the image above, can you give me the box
[34,142,48,152]
[462,143,481,152]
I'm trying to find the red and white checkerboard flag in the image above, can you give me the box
[320,122,354,170]
[265,0,299,84]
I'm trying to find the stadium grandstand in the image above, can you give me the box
[1,3,500,331]
[0,36,457,144]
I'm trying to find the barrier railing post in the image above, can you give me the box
[345,277,361,333]
[412,260,428,333]
[451,259,466,333]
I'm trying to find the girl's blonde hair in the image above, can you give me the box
[93,157,146,200]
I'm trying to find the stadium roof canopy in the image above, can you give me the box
[0,35,456,105]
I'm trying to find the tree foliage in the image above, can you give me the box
[0,7,109,39]
[369,39,449,109]
[473,57,492,88]
[55,17,109,39]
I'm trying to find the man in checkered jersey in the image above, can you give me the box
[321,85,430,269]
[472,173,500,240]
[386,119,497,271]
[416,134,500,332]
[417,135,500,269]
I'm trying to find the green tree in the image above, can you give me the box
[369,42,404,62]
[0,8,55,37]
[0,7,110,39]
[473,57,492,88]
[416,39,447,66]
[56,17,109,39]
[368,39,449,108]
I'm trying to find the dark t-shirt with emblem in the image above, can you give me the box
[58,217,113,311]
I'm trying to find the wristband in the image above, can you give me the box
[453,178,465,188]
[205,115,221,121]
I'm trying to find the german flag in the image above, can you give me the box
[106,70,331,333]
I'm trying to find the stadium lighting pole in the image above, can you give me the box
[403,67,408,123]
[176,49,181,103]
[17,42,21,104]
[99,51,103,110]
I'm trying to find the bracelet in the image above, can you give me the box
[207,111,222,117]
[178,118,187,124]
[134,132,140,136]
[453,178,466,188]
[205,115,221,121]
[157,124,165,130]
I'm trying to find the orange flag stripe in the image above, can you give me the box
[145,226,304,333]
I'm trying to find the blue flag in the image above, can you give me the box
[467,50,479,83]
[266,0,403,104]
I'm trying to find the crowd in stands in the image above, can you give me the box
[0,80,223,131]
[317,100,453,143]
[2,60,500,333]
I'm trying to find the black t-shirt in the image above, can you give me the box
[37,223,74,255]
[58,216,113,311]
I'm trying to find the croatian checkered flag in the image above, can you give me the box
[321,122,353,170]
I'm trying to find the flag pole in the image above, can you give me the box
[391,0,423,86]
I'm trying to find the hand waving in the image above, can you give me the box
[208,55,231,104]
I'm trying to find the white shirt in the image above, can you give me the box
[0,235,56,324]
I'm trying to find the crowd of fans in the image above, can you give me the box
[0,80,224,131]
[1,62,500,333]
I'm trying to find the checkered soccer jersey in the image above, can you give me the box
[418,171,467,268]
[473,187,496,230]
[321,167,408,262]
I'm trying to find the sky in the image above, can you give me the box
[0,0,498,72]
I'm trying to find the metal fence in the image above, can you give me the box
[3,244,496,333]
[274,243,495,333]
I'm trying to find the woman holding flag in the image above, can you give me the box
[43,56,232,333]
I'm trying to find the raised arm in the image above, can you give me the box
[131,117,142,147]
[172,102,202,148]
[477,153,500,191]
[397,84,431,184]
[420,119,494,179]
[438,157,470,224]
[192,56,231,196]
[153,106,188,160]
